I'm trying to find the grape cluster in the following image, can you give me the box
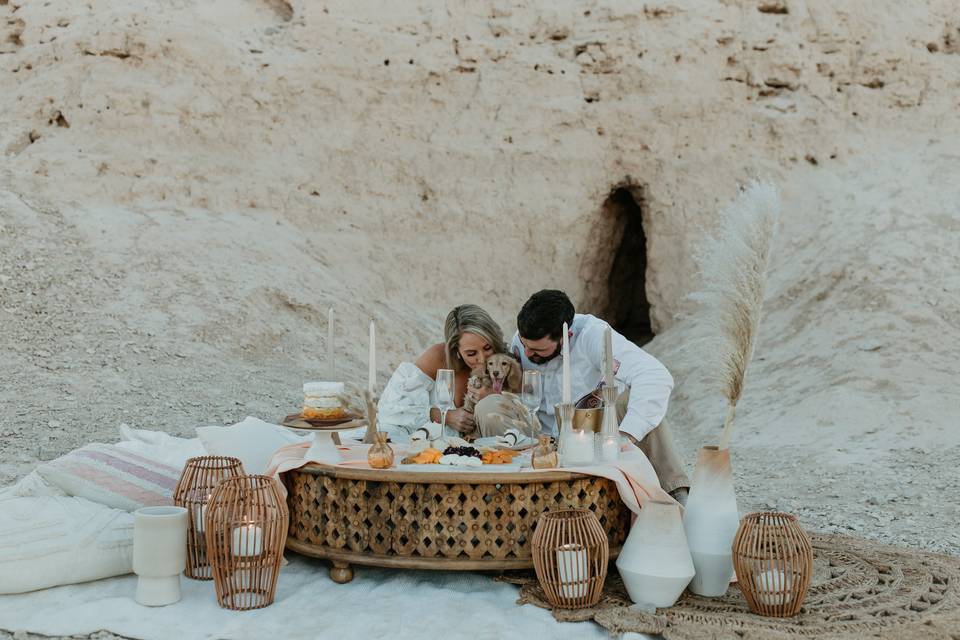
[443,446,481,459]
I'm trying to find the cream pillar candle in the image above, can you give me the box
[564,428,594,466]
[231,522,264,557]
[368,319,376,396]
[755,569,792,605]
[599,435,620,463]
[556,543,588,599]
[192,493,211,533]
[561,322,571,404]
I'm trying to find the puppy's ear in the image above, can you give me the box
[506,357,522,392]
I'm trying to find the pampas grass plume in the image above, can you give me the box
[691,181,780,449]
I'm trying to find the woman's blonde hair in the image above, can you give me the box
[444,304,507,372]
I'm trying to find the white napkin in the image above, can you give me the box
[496,428,522,447]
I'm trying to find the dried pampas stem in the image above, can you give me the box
[693,181,780,450]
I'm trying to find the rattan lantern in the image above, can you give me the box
[532,509,609,608]
[173,456,245,579]
[732,512,813,617]
[205,475,289,610]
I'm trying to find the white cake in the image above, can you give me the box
[302,381,346,420]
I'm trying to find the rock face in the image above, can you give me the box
[1,1,958,555]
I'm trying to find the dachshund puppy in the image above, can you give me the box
[463,353,522,413]
[485,352,521,395]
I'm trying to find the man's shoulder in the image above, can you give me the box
[574,314,608,339]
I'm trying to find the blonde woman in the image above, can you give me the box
[378,304,508,439]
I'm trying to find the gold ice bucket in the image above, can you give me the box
[554,406,603,433]
[554,384,630,433]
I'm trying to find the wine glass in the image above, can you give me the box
[520,370,543,439]
[434,369,456,439]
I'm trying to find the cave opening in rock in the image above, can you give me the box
[599,186,653,345]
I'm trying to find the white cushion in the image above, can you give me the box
[115,424,206,468]
[0,470,68,501]
[195,416,307,475]
[0,496,133,594]
[35,443,181,512]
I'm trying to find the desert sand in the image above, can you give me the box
[1,0,959,637]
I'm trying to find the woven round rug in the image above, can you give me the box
[497,533,960,639]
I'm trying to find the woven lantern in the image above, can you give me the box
[173,456,245,579]
[205,475,289,610]
[732,512,813,617]
[532,509,609,608]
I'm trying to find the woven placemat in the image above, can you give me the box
[497,533,960,639]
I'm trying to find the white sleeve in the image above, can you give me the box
[581,321,674,440]
[377,362,435,436]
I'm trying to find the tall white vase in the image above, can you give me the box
[133,506,188,606]
[616,499,695,608]
[683,445,740,597]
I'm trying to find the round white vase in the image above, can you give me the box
[616,499,695,608]
[683,446,740,597]
[133,506,188,606]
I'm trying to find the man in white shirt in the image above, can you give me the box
[510,289,689,502]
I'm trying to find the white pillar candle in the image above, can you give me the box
[564,429,594,466]
[603,325,614,389]
[231,522,264,557]
[556,543,588,599]
[192,495,210,533]
[599,435,620,463]
[561,322,571,405]
[368,319,376,395]
[327,307,335,380]
[755,569,792,605]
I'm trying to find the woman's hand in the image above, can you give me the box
[467,385,495,404]
[445,408,476,434]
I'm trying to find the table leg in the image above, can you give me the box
[329,561,353,584]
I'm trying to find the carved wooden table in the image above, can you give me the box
[282,461,632,583]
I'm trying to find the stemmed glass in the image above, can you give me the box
[434,369,456,439]
[520,370,543,440]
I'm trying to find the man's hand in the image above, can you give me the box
[445,408,476,434]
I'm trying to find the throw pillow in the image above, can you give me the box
[35,443,180,512]
[196,416,308,475]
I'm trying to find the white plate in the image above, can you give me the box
[473,435,536,451]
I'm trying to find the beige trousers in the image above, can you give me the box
[474,392,690,494]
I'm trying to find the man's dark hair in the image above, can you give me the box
[517,290,575,341]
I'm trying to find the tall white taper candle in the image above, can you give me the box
[604,326,614,388]
[562,321,571,404]
[327,307,335,379]
[368,319,376,395]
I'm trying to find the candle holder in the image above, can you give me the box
[531,509,609,609]
[206,475,289,610]
[597,386,620,463]
[173,456,245,580]
[732,512,813,617]
[557,403,595,467]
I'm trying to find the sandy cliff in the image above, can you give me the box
[1,0,958,553]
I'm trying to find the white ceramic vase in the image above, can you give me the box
[683,445,740,597]
[133,506,188,606]
[616,499,695,608]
